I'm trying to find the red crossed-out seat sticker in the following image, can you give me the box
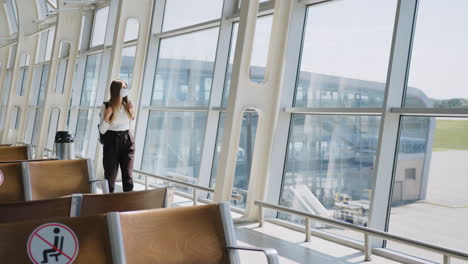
[27,223,79,264]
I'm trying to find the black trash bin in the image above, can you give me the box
[54,131,75,160]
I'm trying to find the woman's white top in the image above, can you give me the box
[99,105,133,134]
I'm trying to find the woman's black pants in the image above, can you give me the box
[103,130,135,193]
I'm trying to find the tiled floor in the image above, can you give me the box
[236,221,400,264]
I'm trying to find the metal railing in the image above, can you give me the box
[133,169,242,205]
[255,200,468,264]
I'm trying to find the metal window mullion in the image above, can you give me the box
[133,0,166,171]
[391,107,468,117]
[367,0,418,248]
[284,107,384,115]
[198,0,238,190]
[266,0,307,217]
[153,19,222,40]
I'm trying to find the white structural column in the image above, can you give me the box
[213,0,294,220]
[93,0,154,175]
[35,0,84,157]
[105,0,153,101]
[1,0,40,144]
[0,5,11,102]
[265,0,307,211]
[133,0,165,172]
[367,0,418,247]
[197,0,237,188]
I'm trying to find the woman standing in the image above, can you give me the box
[99,80,135,193]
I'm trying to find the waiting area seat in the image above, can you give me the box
[0,214,113,263]
[0,203,278,263]
[0,159,105,203]
[0,162,25,203]
[25,159,102,200]
[0,145,32,161]
[0,188,174,224]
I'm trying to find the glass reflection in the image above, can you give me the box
[388,117,468,263]
[210,112,258,208]
[280,115,380,239]
[80,54,102,106]
[294,0,396,108]
[119,45,136,85]
[151,28,218,107]
[141,111,207,187]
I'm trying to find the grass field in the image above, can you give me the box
[433,119,468,151]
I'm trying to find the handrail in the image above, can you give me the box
[134,169,214,193]
[255,200,468,263]
[133,169,242,205]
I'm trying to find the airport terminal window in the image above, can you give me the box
[0,70,12,129]
[74,109,93,156]
[141,111,208,184]
[280,114,380,241]
[119,45,136,85]
[150,28,219,107]
[210,111,258,208]
[404,0,468,108]
[16,54,30,96]
[10,106,21,130]
[73,53,102,156]
[55,42,70,94]
[46,108,60,151]
[90,6,109,47]
[222,15,273,106]
[24,64,49,145]
[294,0,396,108]
[162,0,223,31]
[387,116,468,263]
[249,15,272,84]
[80,54,102,107]
[124,19,139,42]
[44,27,55,62]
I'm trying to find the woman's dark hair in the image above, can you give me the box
[108,80,133,122]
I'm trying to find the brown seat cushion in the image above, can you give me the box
[0,163,25,203]
[120,204,230,264]
[0,196,72,224]
[80,188,169,217]
[28,159,91,200]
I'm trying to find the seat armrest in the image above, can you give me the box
[227,246,279,264]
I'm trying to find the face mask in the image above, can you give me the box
[120,88,128,98]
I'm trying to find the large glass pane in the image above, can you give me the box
[162,0,223,31]
[250,15,272,84]
[37,64,49,106]
[16,67,28,96]
[280,114,380,241]
[124,19,139,42]
[0,70,12,128]
[210,112,258,208]
[45,27,55,62]
[80,54,102,106]
[74,109,93,156]
[222,15,273,106]
[46,108,60,151]
[119,45,136,85]
[294,0,397,108]
[141,111,207,185]
[90,6,109,47]
[405,0,468,108]
[55,42,70,94]
[151,28,219,107]
[388,117,468,263]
